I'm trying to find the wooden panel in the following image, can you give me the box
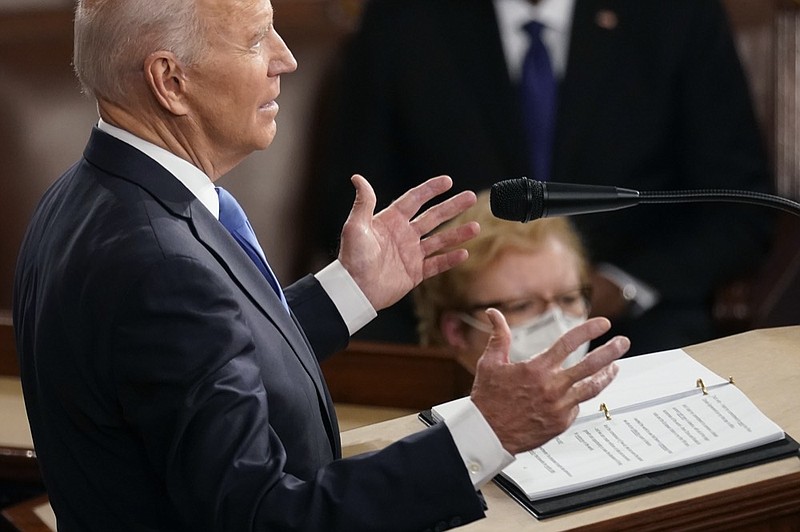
[750,213,800,328]
[723,0,777,155]
[0,10,72,45]
[1,494,53,532]
[713,1,800,335]
[321,341,475,410]
[577,471,800,531]
[0,311,17,377]
[0,448,39,486]
[776,0,800,199]
[0,1,354,43]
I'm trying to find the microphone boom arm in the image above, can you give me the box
[638,190,800,217]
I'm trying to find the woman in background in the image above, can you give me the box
[415,190,591,368]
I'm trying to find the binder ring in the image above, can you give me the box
[696,378,708,395]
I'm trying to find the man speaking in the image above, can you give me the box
[13,1,628,530]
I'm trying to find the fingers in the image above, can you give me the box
[355,173,477,237]
[565,331,628,381]
[471,310,512,412]
[536,317,612,368]
[567,336,629,404]
[420,220,479,257]
[571,360,620,405]
[346,174,377,224]
[420,249,470,280]
[388,175,456,220]
[363,174,476,239]
[478,309,512,366]
[412,190,477,236]
[472,314,628,456]
[420,221,480,279]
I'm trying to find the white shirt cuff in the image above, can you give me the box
[314,260,377,335]
[439,398,515,489]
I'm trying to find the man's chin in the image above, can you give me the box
[253,125,277,151]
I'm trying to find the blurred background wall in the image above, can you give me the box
[0,0,798,329]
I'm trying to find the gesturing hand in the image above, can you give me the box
[471,309,629,455]
[337,174,479,311]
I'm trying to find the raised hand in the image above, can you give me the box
[470,309,629,455]
[337,174,479,311]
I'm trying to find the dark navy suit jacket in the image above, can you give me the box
[13,128,484,531]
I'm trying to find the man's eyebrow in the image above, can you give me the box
[253,25,269,40]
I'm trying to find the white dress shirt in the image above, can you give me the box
[96,119,513,489]
[494,0,576,81]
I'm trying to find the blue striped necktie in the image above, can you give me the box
[216,187,289,312]
[520,20,558,182]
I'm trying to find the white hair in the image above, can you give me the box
[73,0,208,103]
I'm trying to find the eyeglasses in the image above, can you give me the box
[463,286,591,326]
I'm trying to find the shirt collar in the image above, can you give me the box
[495,0,574,34]
[494,0,575,80]
[97,119,220,219]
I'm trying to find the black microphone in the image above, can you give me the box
[490,177,800,222]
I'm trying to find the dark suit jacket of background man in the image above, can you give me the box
[13,128,484,531]
[311,0,774,354]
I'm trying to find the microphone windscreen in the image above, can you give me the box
[490,178,544,222]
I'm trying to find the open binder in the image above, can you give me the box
[419,349,800,519]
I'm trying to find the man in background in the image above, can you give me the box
[312,0,775,355]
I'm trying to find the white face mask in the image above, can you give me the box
[508,307,588,366]
[459,307,588,367]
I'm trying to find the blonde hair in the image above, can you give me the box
[414,189,589,346]
[73,0,208,103]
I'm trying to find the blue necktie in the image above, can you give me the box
[217,187,289,312]
[520,20,557,182]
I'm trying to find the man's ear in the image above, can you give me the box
[143,51,190,116]
[440,312,470,349]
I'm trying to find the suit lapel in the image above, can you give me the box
[190,205,332,399]
[193,202,340,458]
[84,128,338,452]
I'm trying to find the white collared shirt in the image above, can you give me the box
[98,119,220,218]
[494,0,576,81]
